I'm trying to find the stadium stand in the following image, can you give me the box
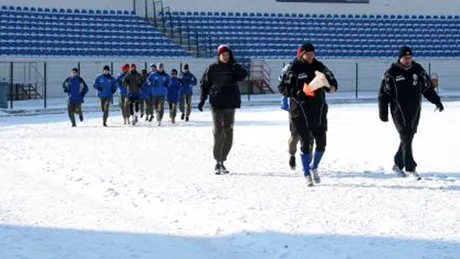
[167,11,460,59]
[0,5,190,57]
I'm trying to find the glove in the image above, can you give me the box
[198,101,204,112]
[63,88,68,93]
[97,87,103,91]
[379,112,388,122]
[436,103,444,112]
[111,88,116,93]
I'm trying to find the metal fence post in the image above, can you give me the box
[44,62,47,109]
[9,61,13,109]
[355,62,359,99]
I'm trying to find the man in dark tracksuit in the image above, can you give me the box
[198,45,248,175]
[279,55,314,170]
[122,63,143,125]
[378,46,444,179]
[62,68,88,127]
[279,43,338,186]
[93,65,116,127]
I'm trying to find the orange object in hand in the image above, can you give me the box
[303,82,315,97]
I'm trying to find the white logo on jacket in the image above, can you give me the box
[395,75,405,82]
[413,74,418,86]
[298,73,308,79]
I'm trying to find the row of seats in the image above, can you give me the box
[1,5,135,15]
[0,5,191,58]
[169,11,460,20]
[171,10,460,58]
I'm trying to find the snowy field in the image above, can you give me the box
[0,101,459,259]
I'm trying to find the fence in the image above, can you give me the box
[1,58,460,110]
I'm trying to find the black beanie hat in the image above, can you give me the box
[183,64,189,70]
[299,42,315,57]
[71,67,78,73]
[171,68,178,74]
[103,65,110,71]
[399,46,413,58]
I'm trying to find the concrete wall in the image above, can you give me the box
[0,0,133,11]
[1,57,459,100]
[163,0,460,15]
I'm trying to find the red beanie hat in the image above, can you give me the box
[218,44,230,55]
[121,64,129,71]
[130,63,137,68]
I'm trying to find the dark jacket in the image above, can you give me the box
[200,54,248,109]
[378,61,442,133]
[122,70,143,97]
[278,58,338,132]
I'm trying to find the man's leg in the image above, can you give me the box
[102,98,110,126]
[159,96,165,121]
[211,108,225,173]
[221,108,236,163]
[74,103,83,122]
[186,94,192,119]
[400,132,417,173]
[179,94,185,120]
[68,103,76,126]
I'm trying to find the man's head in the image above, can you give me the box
[103,65,110,75]
[298,42,315,64]
[121,64,129,73]
[70,68,78,77]
[130,63,137,72]
[218,45,231,64]
[183,64,189,73]
[150,63,157,72]
[157,63,164,72]
[141,69,148,77]
[399,46,413,66]
[171,69,178,77]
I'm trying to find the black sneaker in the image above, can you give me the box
[289,155,296,170]
[103,122,107,127]
[79,114,84,122]
[149,115,154,122]
[72,123,76,127]
[221,162,230,174]
[181,113,185,120]
[214,163,222,175]
[186,116,189,122]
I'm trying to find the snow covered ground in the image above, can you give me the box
[0,101,459,259]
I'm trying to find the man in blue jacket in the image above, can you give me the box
[93,65,116,127]
[179,64,197,121]
[62,68,88,127]
[147,62,170,126]
[115,64,130,124]
[167,69,182,124]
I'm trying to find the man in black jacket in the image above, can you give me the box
[122,63,144,125]
[279,42,338,186]
[198,45,248,175]
[378,46,444,180]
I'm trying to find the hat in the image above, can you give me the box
[121,64,129,71]
[171,68,178,74]
[183,64,189,70]
[157,63,164,69]
[218,44,230,55]
[150,63,156,68]
[399,46,413,58]
[130,63,136,68]
[298,42,315,57]
[103,65,110,71]
[71,67,78,73]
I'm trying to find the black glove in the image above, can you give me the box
[97,87,103,91]
[379,112,388,122]
[436,102,444,112]
[111,88,116,93]
[63,88,68,93]
[198,101,204,112]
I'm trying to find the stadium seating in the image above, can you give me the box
[0,5,191,57]
[169,11,460,59]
